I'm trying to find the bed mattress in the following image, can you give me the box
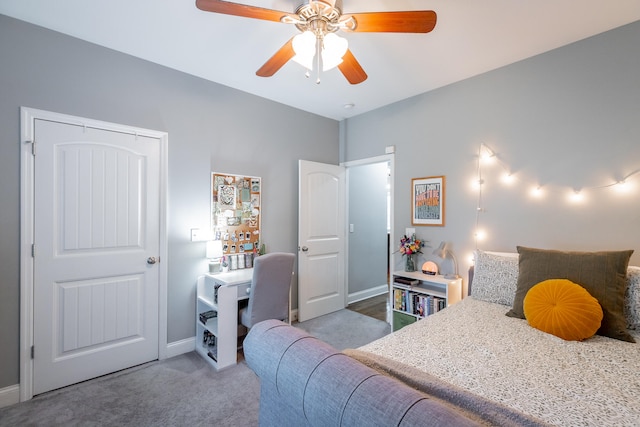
[358,297,640,426]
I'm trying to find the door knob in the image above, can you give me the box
[147,256,157,265]
[301,246,309,252]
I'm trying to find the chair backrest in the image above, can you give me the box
[244,252,295,327]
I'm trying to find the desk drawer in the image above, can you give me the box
[238,282,252,299]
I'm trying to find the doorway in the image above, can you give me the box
[20,108,168,400]
[297,155,393,323]
[344,155,394,319]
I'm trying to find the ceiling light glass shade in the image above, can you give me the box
[321,33,348,71]
[292,31,315,70]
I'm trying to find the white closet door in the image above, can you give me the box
[33,118,161,395]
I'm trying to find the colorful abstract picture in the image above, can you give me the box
[411,176,445,226]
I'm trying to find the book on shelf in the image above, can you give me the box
[199,310,217,325]
[394,289,403,310]
[394,277,419,287]
[395,290,447,318]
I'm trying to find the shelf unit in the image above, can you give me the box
[196,277,220,365]
[195,272,251,370]
[390,271,462,332]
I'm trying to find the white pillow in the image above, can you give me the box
[471,250,519,306]
[625,266,640,330]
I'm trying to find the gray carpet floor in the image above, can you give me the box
[295,307,390,350]
[0,309,389,427]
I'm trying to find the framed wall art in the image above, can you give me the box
[411,175,445,226]
[211,172,261,255]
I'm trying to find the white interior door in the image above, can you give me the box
[32,118,161,395]
[298,160,346,322]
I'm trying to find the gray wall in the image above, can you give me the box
[2,13,639,391]
[342,21,640,292]
[347,162,388,296]
[0,15,338,388]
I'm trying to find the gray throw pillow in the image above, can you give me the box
[470,250,519,306]
[506,246,634,343]
[625,266,640,330]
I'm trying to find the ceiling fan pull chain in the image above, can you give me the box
[316,36,322,84]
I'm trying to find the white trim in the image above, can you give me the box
[157,122,169,362]
[165,337,195,359]
[0,385,20,409]
[19,107,169,401]
[347,284,388,304]
[341,154,393,168]
[19,108,35,403]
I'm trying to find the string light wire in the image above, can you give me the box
[473,143,639,246]
[474,144,484,249]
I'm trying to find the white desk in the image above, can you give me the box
[196,269,253,370]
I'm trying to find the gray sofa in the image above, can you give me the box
[243,319,481,427]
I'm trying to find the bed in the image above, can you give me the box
[245,247,640,426]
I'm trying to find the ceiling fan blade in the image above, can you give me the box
[196,0,292,23]
[338,50,367,85]
[344,11,437,33]
[256,38,296,77]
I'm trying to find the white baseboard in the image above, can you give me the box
[290,309,298,323]
[164,337,195,359]
[347,284,388,304]
[0,384,20,408]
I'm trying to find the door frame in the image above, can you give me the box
[342,154,395,304]
[19,107,169,401]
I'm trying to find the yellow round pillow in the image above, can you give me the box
[523,279,603,341]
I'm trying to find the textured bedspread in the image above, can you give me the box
[357,297,640,427]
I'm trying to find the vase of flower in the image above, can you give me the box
[399,234,424,272]
[405,254,417,272]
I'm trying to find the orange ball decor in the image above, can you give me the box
[523,279,603,341]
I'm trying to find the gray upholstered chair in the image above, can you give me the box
[239,252,295,329]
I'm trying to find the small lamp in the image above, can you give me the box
[432,241,460,280]
[206,240,224,273]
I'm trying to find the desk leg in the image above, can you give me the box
[215,285,238,370]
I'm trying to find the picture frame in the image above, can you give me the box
[411,176,445,226]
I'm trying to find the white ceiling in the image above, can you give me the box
[2,0,639,120]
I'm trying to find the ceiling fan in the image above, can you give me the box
[195,0,437,84]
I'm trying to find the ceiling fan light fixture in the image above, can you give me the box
[321,32,348,71]
[292,31,316,69]
[198,0,436,85]
[292,31,315,57]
